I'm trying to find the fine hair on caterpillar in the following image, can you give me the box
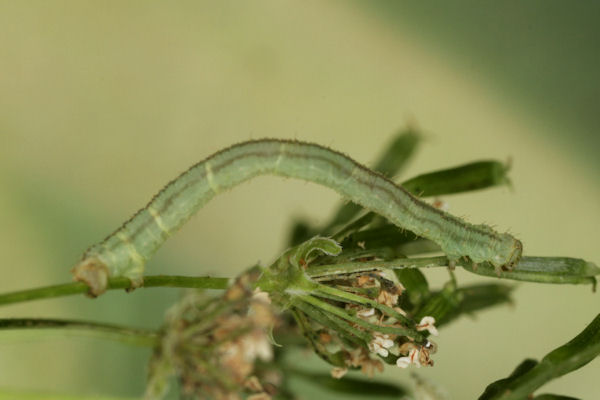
[72,139,523,295]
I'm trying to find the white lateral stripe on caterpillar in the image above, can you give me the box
[73,139,522,295]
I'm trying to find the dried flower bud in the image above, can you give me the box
[331,367,348,379]
[146,269,279,400]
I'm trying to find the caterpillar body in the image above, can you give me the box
[73,139,522,295]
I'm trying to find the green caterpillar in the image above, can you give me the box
[73,139,522,295]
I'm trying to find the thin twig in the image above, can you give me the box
[0,318,159,347]
[0,275,230,307]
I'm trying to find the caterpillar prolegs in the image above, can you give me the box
[72,139,522,295]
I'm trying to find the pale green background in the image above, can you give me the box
[0,1,598,399]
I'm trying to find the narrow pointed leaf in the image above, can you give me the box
[435,283,514,328]
[414,280,461,323]
[395,268,430,308]
[479,313,600,400]
[402,160,510,197]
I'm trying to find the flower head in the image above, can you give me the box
[146,268,278,400]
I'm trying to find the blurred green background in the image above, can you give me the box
[0,1,598,398]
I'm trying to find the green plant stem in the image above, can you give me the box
[297,294,423,340]
[0,275,230,308]
[308,256,599,287]
[0,318,158,347]
[313,281,413,325]
[308,256,448,278]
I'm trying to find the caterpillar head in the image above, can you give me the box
[71,257,110,297]
[504,239,523,270]
[492,235,523,272]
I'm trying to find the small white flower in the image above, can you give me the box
[396,356,410,369]
[357,308,375,318]
[369,333,395,357]
[242,332,273,362]
[254,337,273,361]
[416,316,439,336]
[396,348,421,368]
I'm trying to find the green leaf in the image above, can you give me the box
[414,279,461,323]
[341,224,417,249]
[395,268,429,308]
[533,395,581,400]
[402,160,510,197]
[289,236,343,268]
[409,281,513,332]
[478,359,538,400]
[372,127,422,178]
[478,313,600,399]
[436,283,514,328]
